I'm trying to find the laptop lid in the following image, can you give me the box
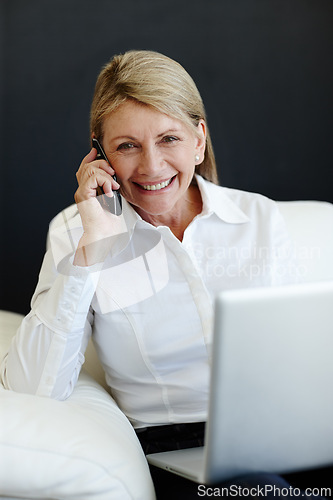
[204,280,333,483]
[148,281,333,485]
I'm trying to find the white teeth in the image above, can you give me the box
[141,178,172,191]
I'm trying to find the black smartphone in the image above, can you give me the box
[92,138,122,216]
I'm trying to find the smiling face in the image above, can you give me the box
[101,99,206,225]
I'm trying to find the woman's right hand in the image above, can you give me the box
[73,148,126,266]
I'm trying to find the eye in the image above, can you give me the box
[161,136,179,144]
[117,142,136,151]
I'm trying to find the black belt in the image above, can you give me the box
[136,421,205,434]
[135,421,206,455]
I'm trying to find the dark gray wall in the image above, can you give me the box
[1,0,333,314]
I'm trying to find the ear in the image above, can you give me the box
[194,120,207,164]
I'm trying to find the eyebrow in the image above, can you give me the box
[110,136,136,142]
[156,128,182,138]
[110,128,183,143]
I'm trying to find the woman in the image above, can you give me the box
[1,50,308,498]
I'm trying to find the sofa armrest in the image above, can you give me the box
[0,311,155,499]
[0,371,155,499]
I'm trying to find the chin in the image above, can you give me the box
[131,198,176,218]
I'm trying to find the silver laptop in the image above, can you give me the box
[147,281,333,484]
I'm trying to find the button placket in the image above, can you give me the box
[163,230,214,351]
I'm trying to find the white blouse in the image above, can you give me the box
[1,176,296,428]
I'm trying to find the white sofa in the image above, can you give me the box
[1,201,333,500]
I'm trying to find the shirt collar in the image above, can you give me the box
[195,174,250,224]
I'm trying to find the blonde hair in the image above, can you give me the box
[90,50,218,184]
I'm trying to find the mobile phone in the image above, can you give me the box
[92,138,122,216]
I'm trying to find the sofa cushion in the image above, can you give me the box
[0,372,155,499]
[0,311,155,500]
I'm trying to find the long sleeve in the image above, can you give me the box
[0,237,101,400]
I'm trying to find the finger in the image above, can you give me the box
[80,164,115,188]
[96,174,120,195]
[76,148,97,182]
[91,144,116,177]
[78,158,115,184]
[82,147,98,164]
[94,160,116,178]
[77,167,119,202]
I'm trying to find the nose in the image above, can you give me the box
[137,145,163,177]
